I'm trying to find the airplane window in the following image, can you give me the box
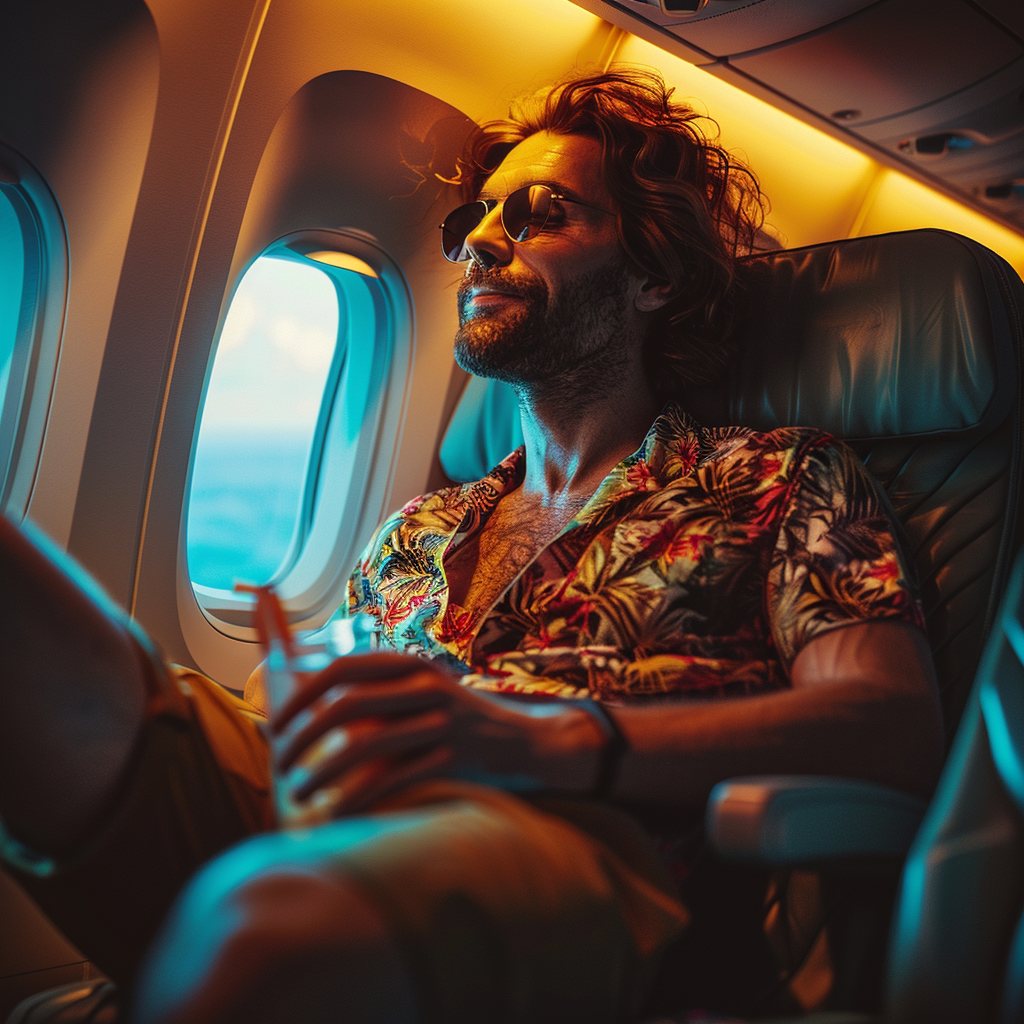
[187,229,411,633]
[187,255,341,591]
[0,190,23,412]
[0,154,64,517]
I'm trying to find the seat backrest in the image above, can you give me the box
[886,544,1024,1024]
[439,229,1024,744]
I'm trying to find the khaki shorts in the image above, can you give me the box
[5,648,688,1021]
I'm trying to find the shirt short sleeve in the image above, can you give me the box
[767,434,925,670]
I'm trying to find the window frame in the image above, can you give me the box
[0,145,68,520]
[187,228,413,636]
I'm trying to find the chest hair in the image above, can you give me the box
[445,491,586,624]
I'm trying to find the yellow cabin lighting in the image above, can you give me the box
[305,251,379,278]
[611,32,1024,276]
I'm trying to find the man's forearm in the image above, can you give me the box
[611,678,940,806]
[607,622,945,808]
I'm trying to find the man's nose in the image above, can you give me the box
[464,203,512,270]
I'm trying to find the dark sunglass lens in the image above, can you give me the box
[441,201,487,262]
[503,185,552,243]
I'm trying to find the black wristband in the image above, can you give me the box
[576,698,628,799]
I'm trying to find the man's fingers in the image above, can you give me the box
[274,673,450,766]
[324,745,455,818]
[287,708,452,801]
[273,653,444,729]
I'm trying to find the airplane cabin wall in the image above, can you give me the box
[0,1,159,551]
[162,70,476,683]
[0,3,162,1011]
[102,0,619,684]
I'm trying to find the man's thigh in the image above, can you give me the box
[136,780,688,1024]
[3,656,686,1020]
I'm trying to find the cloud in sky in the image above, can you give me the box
[199,255,340,435]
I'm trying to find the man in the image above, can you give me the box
[0,69,942,1023]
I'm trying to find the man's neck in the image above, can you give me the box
[514,370,662,507]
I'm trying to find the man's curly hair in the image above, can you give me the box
[454,67,768,393]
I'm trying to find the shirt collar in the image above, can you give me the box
[451,401,702,534]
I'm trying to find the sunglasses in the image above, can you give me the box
[440,183,612,263]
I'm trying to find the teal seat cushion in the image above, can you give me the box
[439,376,523,483]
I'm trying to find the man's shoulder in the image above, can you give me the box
[377,482,470,536]
[696,422,846,471]
[651,405,848,487]
[381,447,524,534]
[702,421,835,451]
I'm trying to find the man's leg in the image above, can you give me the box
[131,831,423,1024]
[0,515,274,982]
[131,782,688,1024]
[0,514,148,858]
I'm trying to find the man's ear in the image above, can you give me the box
[634,277,674,313]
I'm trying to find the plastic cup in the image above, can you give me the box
[237,582,379,828]
[266,613,379,827]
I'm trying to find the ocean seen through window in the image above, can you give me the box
[187,255,340,591]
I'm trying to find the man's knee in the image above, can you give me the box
[131,833,420,1024]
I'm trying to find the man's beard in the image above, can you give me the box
[454,259,636,401]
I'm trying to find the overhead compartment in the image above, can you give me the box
[728,0,1021,127]
[855,57,1024,143]
[658,0,877,59]
[572,0,1024,232]
[856,56,1024,226]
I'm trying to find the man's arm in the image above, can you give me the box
[271,617,943,815]
[611,619,944,805]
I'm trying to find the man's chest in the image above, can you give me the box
[444,494,585,624]
[360,446,805,701]
[369,444,796,653]
[475,489,775,649]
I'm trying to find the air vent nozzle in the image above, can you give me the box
[897,132,977,158]
[984,182,1023,201]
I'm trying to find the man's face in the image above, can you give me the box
[453,131,646,390]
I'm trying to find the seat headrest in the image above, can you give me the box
[440,229,1014,483]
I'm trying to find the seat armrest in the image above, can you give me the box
[705,775,927,865]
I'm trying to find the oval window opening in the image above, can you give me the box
[187,255,340,591]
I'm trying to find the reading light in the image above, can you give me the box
[305,251,378,278]
[659,0,707,13]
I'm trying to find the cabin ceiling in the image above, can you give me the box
[572,0,1024,232]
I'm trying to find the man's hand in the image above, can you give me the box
[270,654,606,816]
[268,620,943,818]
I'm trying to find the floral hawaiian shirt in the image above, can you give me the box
[348,404,923,703]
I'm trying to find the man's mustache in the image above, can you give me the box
[457,266,547,304]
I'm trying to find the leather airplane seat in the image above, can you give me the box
[440,228,1024,748]
[695,544,1024,1024]
[881,540,1024,1024]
